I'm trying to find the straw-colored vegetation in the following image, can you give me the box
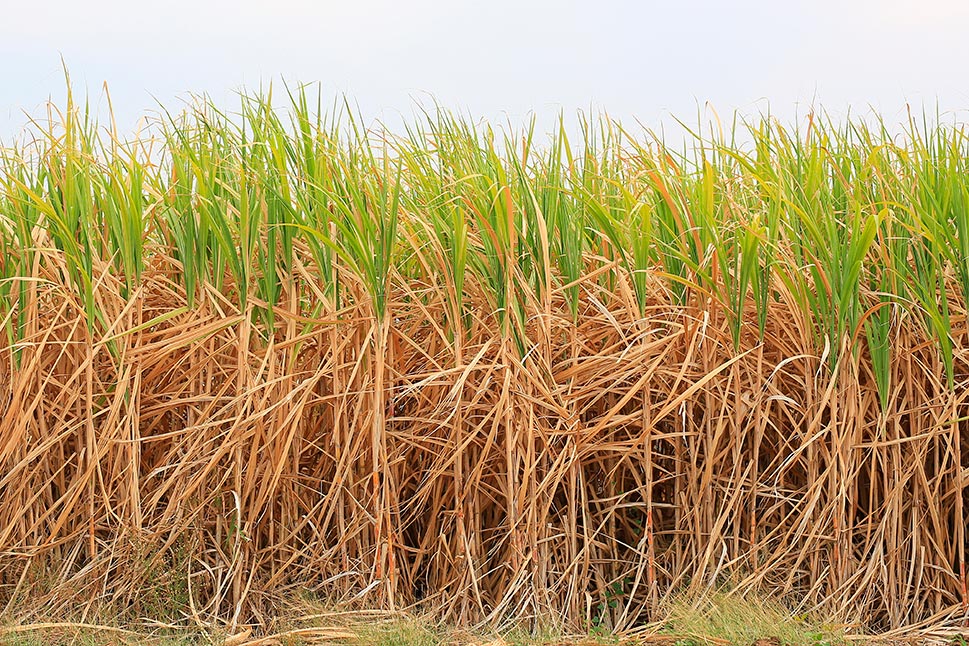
[1,80,968,638]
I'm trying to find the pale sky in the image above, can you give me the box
[3,0,969,139]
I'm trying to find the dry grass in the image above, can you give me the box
[2,237,965,634]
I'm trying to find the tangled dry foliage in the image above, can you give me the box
[0,86,968,637]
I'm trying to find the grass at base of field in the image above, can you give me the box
[0,591,856,646]
[660,592,844,646]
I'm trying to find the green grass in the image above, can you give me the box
[662,592,844,646]
[0,627,206,646]
[3,82,969,390]
[350,619,442,646]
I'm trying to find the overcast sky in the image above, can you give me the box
[3,0,969,140]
